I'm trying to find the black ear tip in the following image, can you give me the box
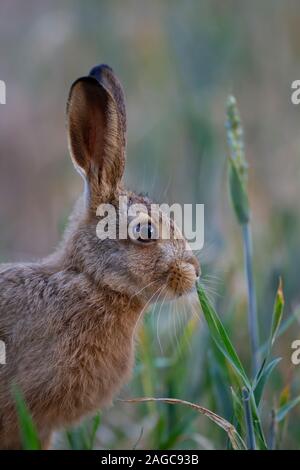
[89,64,114,82]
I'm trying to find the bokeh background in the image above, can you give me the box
[0,0,300,449]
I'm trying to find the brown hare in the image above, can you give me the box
[0,65,200,449]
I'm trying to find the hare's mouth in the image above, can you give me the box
[166,260,200,298]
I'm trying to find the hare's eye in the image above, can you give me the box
[133,222,157,244]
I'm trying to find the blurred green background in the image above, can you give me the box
[0,0,300,449]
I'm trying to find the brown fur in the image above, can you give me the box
[0,65,199,449]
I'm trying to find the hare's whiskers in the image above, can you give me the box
[174,299,184,357]
[175,300,185,352]
[132,284,164,338]
[201,276,222,291]
[156,287,168,354]
[129,279,160,305]
[172,299,181,355]
[182,300,193,355]
[151,284,167,317]
[167,302,174,350]
[200,282,221,300]
[202,273,222,281]
[188,294,202,323]
[201,281,219,294]
[180,296,189,330]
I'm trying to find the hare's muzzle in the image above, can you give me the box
[167,254,200,297]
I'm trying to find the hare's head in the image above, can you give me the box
[67,65,200,303]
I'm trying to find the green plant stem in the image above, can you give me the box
[268,409,276,450]
[242,388,256,450]
[242,223,259,376]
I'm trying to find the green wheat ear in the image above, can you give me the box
[225,94,259,376]
[226,95,249,225]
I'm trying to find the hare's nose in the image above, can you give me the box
[184,252,201,278]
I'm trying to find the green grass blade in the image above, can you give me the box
[270,279,284,348]
[66,427,89,450]
[13,385,40,450]
[276,396,300,423]
[275,386,290,448]
[253,280,284,388]
[196,282,250,389]
[253,358,282,405]
[252,281,284,402]
[208,348,234,420]
[249,394,268,449]
[88,413,101,450]
[66,413,101,450]
[231,387,246,437]
[259,306,299,357]
[242,388,256,450]
[197,282,267,448]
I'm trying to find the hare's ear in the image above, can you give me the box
[67,65,126,205]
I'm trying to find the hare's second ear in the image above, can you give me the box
[67,65,126,205]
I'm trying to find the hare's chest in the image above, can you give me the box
[67,324,136,415]
[54,301,141,427]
